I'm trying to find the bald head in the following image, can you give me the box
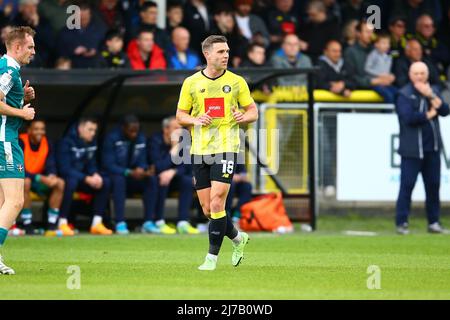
[409,61,429,84]
[172,27,190,52]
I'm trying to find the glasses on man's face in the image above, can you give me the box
[422,23,434,28]
[395,23,405,28]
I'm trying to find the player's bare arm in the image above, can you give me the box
[0,91,35,120]
[176,108,212,127]
[231,103,258,124]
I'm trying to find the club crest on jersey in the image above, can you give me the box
[17,164,23,172]
[222,85,231,93]
[200,88,205,93]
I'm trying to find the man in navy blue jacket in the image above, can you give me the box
[102,115,156,234]
[396,61,449,235]
[148,116,198,234]
[57,117,112,236]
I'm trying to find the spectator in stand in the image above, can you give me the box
[270,33,313,87]
[233,0,270,48]
[127,27,166,70]
[391,0,435,34]
[344,21,394,91]
[211,4,249,68]
[95,0,125,35]
[57,117,113,236]
[389,16,408,60]
[266,0,299,49]
[411,14,449,73]
[148,116,198,235]
[393,38,442,88]
[133,1,170,51]
[0,23,13,55]
[341,0,368,25]
[99,29,130,69]
[38,0,78,35]
[0,1,14,28]
[323,0,341,24]
[12,0,54,67]
[166,1,184,36]
[102,115,156,235]
[298,0,340,63]
[56,3,106,68]
[365,33,397,103]
[182,0,213,55]
[240,42,268,67]
[316,40,354,97]
[167,26,201,70]
[341,19,358,49]
[54,56,71,69]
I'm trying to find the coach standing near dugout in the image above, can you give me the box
[0,26,36,275]
[396,61,449,235]
[176,35,258,271]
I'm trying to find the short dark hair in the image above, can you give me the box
[105,29,124,42]
[247,42,264,54]
[5,26,35,48]
[122,114,140,127]
[140,1,157,12]
[167,0,183,11]
[78,116,98,126]
[201,35,227,52]
[324,39,342,50]
[137,25,155,37]
[389,15,406,26]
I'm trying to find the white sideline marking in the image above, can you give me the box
[343,230,378,236]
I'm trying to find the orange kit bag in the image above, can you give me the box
[239,192,293,233]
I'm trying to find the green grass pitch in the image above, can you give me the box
[0,215,449,299]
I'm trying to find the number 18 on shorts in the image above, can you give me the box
[192,153,237,190]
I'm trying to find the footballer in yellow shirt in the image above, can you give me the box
[176,35,258,271]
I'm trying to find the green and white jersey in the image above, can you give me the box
[0,54,24,142]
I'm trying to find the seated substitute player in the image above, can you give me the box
[14,119,65,236]
[102,115,156,235]
[176,35,258,271]
[57,117,112,236]
[147,116,198,235]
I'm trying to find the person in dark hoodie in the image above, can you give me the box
[131,1,170,51]
[99,29,130,69]
[395,61,449,235]
[240,42,268,67]
[102,115,156,235]
[57,117,113,236]
[147,116,198,235]
[316,40,355,97]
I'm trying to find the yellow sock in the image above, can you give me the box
[210,210,226,219]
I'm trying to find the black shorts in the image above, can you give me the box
[192,153,237,190]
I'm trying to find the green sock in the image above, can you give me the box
[20,208,33,225]
[47,208,59,226]
[0,227,8,246]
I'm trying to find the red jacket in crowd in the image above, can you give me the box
[126,40,167,70]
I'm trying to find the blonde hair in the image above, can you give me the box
[5,26,35,49]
